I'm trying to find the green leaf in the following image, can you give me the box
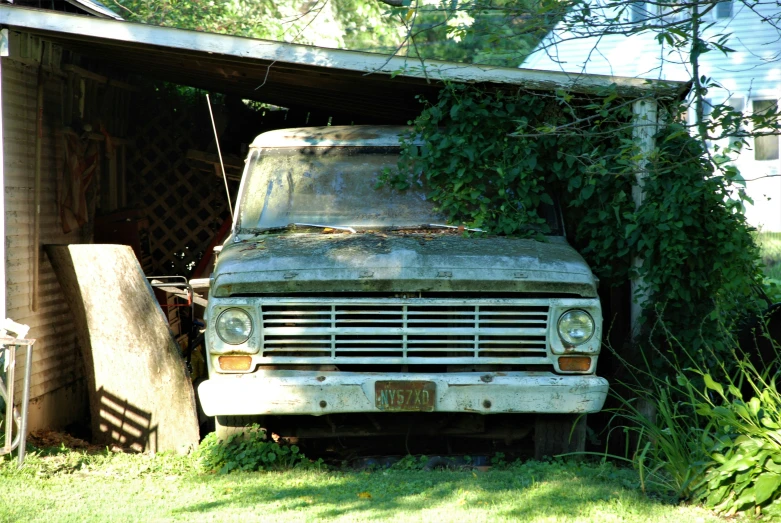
[711,452,727,464]
[703,374,724,396]
[755,474,781,505]
[734,403,751,419]
[706,485,730,506]
[727,384,743,400]
[732,489,755,511]
[760,416,781,430]
[581,184,595,200]
[735,458,756,472]
[748,397,761,417]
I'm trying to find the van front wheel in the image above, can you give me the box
[533,414,586,460]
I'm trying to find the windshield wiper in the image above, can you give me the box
[292,223,356,234]
[428,223,485,233]
[240,223,481,235]
[235,223,357,237]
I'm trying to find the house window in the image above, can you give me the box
[753,99,779,161]
[715,0,733,19]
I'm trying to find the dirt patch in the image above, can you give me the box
[27,429,107,453]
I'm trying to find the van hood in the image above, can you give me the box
[210,233,598,297]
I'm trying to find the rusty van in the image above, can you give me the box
[197,126,608,457]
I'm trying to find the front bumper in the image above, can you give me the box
[198,371,609,416]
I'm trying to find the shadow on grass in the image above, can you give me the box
[174,463,671,521]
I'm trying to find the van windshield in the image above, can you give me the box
[238,146,443,230]
[237,146,562,234]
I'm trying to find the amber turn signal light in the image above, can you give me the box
[558,356,592,372]
[219,355,253,371]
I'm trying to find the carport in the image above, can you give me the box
[0,4,686,436]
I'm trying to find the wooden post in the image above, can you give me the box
[0,29,7,321]
[32,63,43,311]
[631,98,658,339]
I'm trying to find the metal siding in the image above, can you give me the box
[525,3,781,85]
[699,3,781,231]
[3,57,88,400]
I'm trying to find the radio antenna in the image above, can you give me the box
[205,94,234,219]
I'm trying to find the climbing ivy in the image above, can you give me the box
[637,125,763,355]
[394,84,764,356]
[396,88,556,236]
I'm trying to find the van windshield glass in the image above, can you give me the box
[237,146,562,234]
[238,147,442,230]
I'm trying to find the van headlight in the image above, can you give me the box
[216,308,253,345]
[557,310,594,346]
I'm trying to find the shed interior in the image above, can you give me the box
[0,14,445,433]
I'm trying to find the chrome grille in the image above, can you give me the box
[258,299,551,365]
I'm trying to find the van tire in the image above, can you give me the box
[534,414,586,460]
[214,415,267,441]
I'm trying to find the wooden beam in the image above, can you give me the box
[186,149,243,181]
[62,63,141,92]
[86,132,133,146]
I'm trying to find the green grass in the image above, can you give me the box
[0,449,733,523]
[757,232,781,280]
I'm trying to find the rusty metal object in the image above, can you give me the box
[375,381,436,412]
[198,371,608,416]
[212,235,598,297]
[0,328,35,466]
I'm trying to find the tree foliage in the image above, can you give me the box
[386,0,560,66]
[109,0,559,66]
[111,0,404,51]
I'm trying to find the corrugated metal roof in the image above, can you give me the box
[0,6,688,122]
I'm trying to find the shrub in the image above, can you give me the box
[195,425,320,474]
[609,329,781,518]
[689,360,781,517]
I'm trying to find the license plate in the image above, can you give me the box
[375,381,436,412]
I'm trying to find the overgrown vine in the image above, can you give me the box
[391,84,764,359]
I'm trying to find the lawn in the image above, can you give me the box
[758,231,781,280]
[0,448,731,523]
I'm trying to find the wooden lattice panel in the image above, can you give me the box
[127,105,231,276]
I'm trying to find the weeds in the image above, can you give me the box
[608,317,781,518]
[389,454,430,470]
[686,359,781,517]
[195,424,323,474]
[758,232,781,281]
